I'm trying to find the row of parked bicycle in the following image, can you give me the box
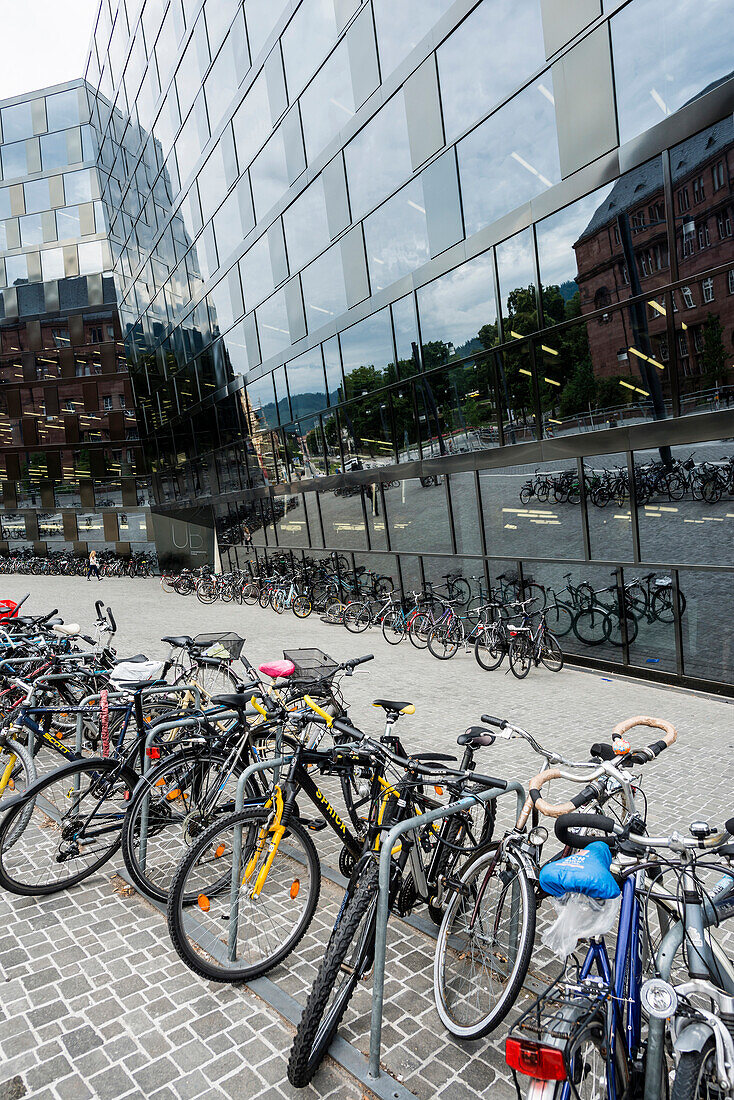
[164,552,686,670]
[0,550,158,577]
[521,452,734,507]
[0,598,730,1098]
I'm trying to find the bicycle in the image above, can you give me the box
[507,600,564,678]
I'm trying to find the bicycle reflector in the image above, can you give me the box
[505,1039,566,1080]
[146,746,161,759]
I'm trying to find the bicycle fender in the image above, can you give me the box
[673,1020,714,1053]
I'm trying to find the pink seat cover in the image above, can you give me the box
[258,659,296,679]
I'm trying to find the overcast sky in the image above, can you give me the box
[0,0,98,102]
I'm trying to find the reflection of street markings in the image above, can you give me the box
[504,524,517,530]
[684,519,705,524]
[658,506,678,512]
[645,513,661,518]
[393,523,409,529]
[334,523,365,532]
[614,515,631,521]
[701,517,724,522]
[529,519,561,525]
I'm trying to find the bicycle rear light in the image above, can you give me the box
[505,1038,566,1080]
[146,746,161,759]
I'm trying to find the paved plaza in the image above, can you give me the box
[0,576,732,1100]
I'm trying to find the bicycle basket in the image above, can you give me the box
[193,632,245,660]
[282,647,338,682]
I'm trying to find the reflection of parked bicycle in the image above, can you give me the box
[623,570,686,624]
[506,600,564,678]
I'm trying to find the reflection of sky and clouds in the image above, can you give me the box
[437,0,546,142]
[345,93,412,220]
[373,0,454,79]
[364,178,430,291]
[459,76,561,236]
[612,0,734,144]
[249,127,289,221]
[256,288,291,360]
[300,41,356,163]
[285,348,327,405]
[340,310,394,381]
[244,0,289,61]
[283,177,330,272]
[535,183,615,295]
[281,0,349,99]
[302,244,347,330]
[240,234,274,311]
[417,252,497,354]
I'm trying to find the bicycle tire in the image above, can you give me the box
[434,843,535,1039]
[121,748,249,904]
[508,635,532,678]
[427,620,463,660]
[0,737,36,849]
[241,582,260,605]
[572,608,611,647]
[407,611,431,649]
[474,632,505,671]
[539,633,564,673]
[545,602,574,637]
[288,862,379,1087]
[292,595,312,618]
[533,1008,628,1099]
[0,758,138,895]
[652,586,685,624]
[343,602,370,633]
[670,1038,716,1100]
[381,609,405,645]
[167,807,320,983]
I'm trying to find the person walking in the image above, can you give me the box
[88,549,100,581]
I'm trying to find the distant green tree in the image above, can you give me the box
[701,312,727,388]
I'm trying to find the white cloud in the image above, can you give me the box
[0,0,98,101]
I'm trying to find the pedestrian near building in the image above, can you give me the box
[88,549,100,581]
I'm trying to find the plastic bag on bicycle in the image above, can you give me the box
[539,842,621,959]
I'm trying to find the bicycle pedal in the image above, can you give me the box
[302,819,327,832]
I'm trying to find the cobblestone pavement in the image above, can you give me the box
[0,577,732,1100]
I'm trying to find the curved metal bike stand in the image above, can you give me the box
[368,780,527,1081]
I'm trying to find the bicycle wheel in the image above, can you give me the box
[474,631,504,671]
[539,633,564,672]
[0,736,36,849]
[166,806,320,983]
[292,595,312,619]
[532,1008,627,1100]
[121,748,248,904]
[606,610,638,647]
[545,602,574,637]
[381,609,406,645]
[434,843,535,1039]
[572,608,611,647]
[191,660,240,701]
[623,583,648,619]
[0,758,138,895]
[508,635,532,678]
[196,581,218,604]
[671,1037,717,1100]
[428,620,463,660]
[652,586,685,624]
[407,612,430,649]
[522,582,547,609]
[241,581,260,604]
[288,862,379,1087]
[450,578,472,605]
[343,602,370,633]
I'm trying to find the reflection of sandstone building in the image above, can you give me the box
[574,112,733,386]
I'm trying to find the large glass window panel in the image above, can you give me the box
[300,39,355,162]
[175,12,210,119]
[418,252,499,364]
[611,0,734,146]
[204,11,248,131]
[175,93,210,181]
[364,178,430,292]
[6,254,29,285]
[256,287,291,360]
[527,562,625,665]
[391,381,420,461]
[301,244,347,330]
[459,76,560,236]
[0,188,11,219]
[285,347,327,431]
[1,101,33,142]
[680,571,733,685]
[391,294,420,377]
[19,213,44,246]
[41,247,65,281]
[447,472,482,556]
[426,358,500,454]
[231,70,271,168]
[636,442,733,568]
[249,127,289,220]
[340,309,394,396]
[2,141,28,178]
[438,0,545,142]
[496,342,539,442]
[583,452,634,562]
[212,179,254,267]
[318,484,367,549]
[340,395,393,466]
[77,513,105,542]
[79,240,106,275]
[496,229,538,334]
[63,169,94,204]
[273,492,310,545]
[385,476,452,553]
[40,130,69,171]
[283,176,329,273]
[373,0,454,80]
[246,372,277,432]
[345,93,412,221]
[323,335,343,403]
[197,136,236,223]
[240,233,275,310]
[244,0,289,60]
[282,0,349,99]
[46,88,82,132]
[536,183,615,326]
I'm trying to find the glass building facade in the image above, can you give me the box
[86,0,734,690]
[0,80,157,560]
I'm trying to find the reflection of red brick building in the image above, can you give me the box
[574,114,734,388]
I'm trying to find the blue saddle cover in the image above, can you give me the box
[539,841,620,900]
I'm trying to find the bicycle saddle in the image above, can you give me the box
[539,842,620,900]
[258,660,295,679]
[457,727,495,747]
[161,635,194,647]
[210,692,258,711]
[372,699,415,715]
[53,623,80,637]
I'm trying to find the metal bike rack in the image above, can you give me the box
[368,780,527,1081]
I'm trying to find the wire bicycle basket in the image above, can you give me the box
[192,632,245,660]
[282,647,338,683]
